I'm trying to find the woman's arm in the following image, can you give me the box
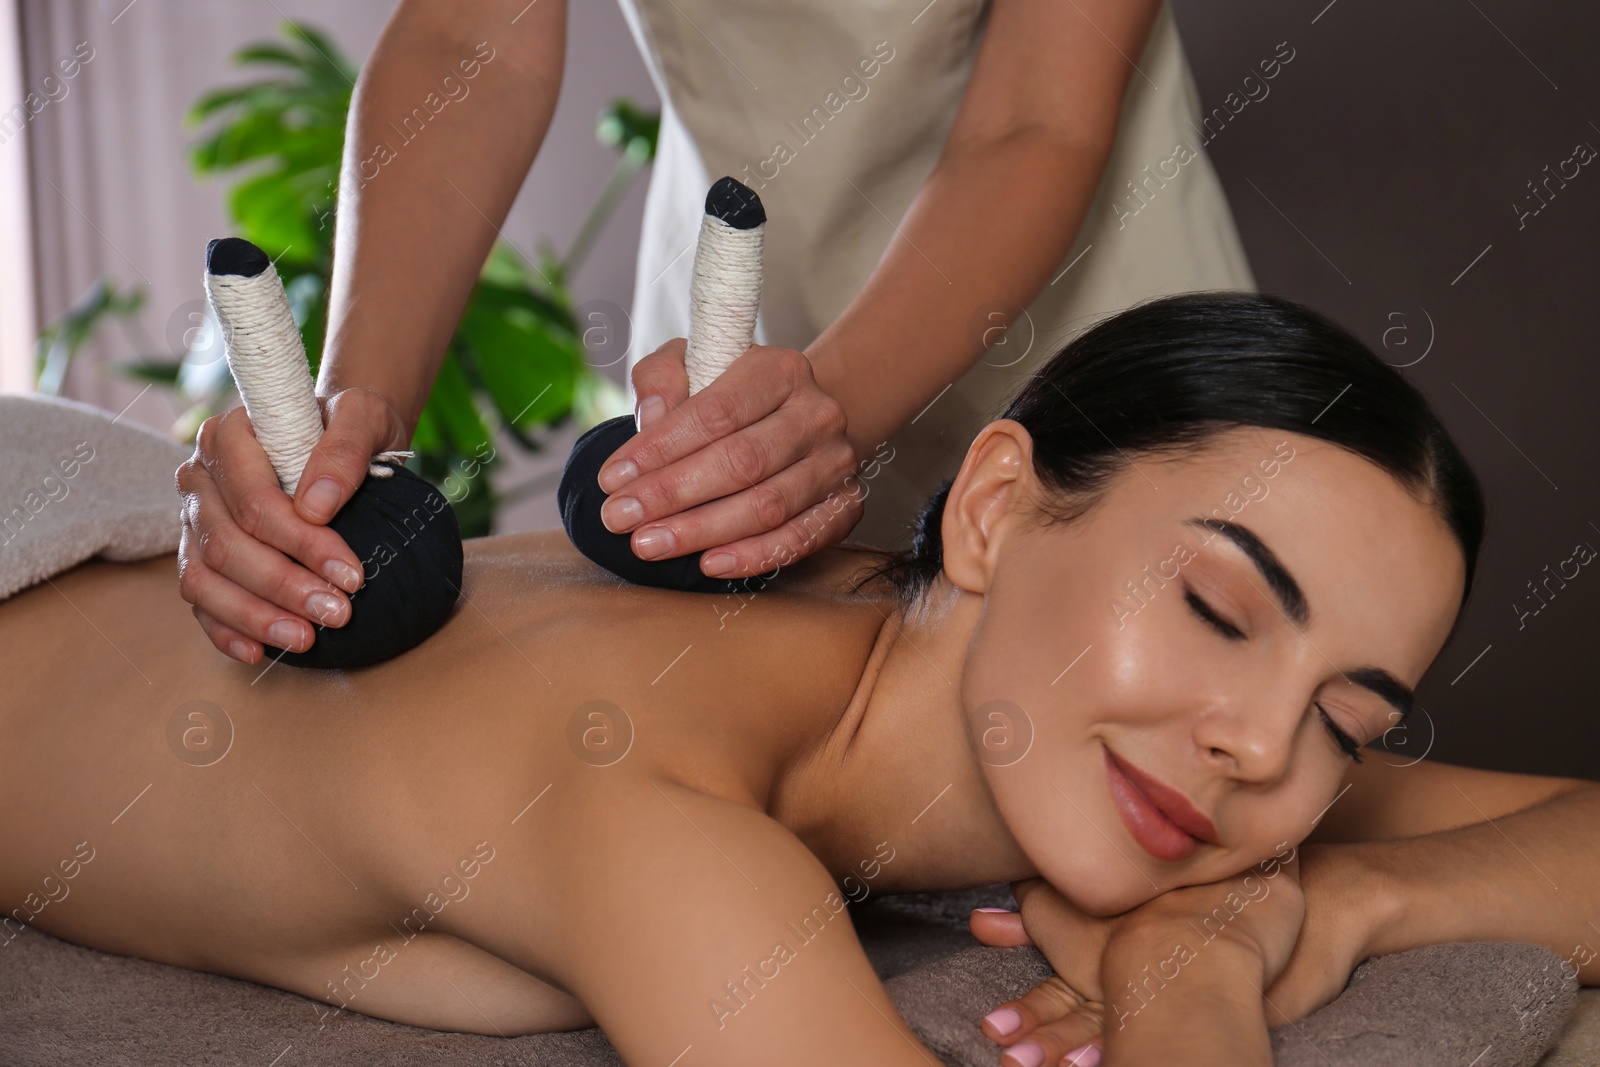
[807,0,1164,458]
[1297,755,1600,987]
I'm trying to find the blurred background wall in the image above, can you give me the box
[1,0,1594,778]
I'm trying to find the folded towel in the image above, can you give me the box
[0,394,1582,1064]
[0,392,189,601]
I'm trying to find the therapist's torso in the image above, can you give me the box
[615,0,1257,549]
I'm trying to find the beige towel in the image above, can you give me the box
[0,392,190,601]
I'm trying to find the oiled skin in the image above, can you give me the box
[0,532,913,1035]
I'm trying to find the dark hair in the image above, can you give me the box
[853,290,1486,621]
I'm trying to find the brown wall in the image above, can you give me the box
[1170,0,1599,777]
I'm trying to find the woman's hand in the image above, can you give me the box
[970,887,1110,1066]
[175,386,409,663]
[1259,844,1386,1024]
[972,850,1313,1066]
[595,339,867,581]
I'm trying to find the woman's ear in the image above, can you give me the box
[941,419,1034,595]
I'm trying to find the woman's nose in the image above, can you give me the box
[1190,696,1301,785]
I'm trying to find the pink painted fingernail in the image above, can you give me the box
[983,1006,1022,1037]
[701,552,736,577]
[1001,1042,1044,1067]
[974,906,1013,913]
[228,640,254,663]
[1064,1044,1101,1067]
[636,395,665,430]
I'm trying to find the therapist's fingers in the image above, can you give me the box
[601,400,829,533]
[623,337,691,439]
[294,387,409,529]
[668,446,865,579]
[599,343,802,495]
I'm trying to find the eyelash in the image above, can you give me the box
[1185,590,1365,763]
[1317,703,1365,763]
[1184,589,1245,641]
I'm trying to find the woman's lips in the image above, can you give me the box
[1102,747,1218,863]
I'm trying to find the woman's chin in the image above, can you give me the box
[1042,860,1165,917]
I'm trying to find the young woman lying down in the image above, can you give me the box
[2,292,1595,1067]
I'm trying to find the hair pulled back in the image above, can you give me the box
[854,291,1486,615]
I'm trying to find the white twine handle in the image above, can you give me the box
[204,240,409,497]
[684,176,765,397]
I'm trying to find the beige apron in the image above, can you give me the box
[616,0,1257,549]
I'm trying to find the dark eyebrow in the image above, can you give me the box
[1184,517,1416,723]
[1343,666,1416,724]
[1186,518,1309,628]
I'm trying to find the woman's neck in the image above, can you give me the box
[770,577,1038,894]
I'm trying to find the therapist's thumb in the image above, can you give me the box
[294,387,409,525]
[631,337,691,431]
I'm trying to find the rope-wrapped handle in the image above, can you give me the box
[202,239,323,496]
[556,175,768,595]
[203,238,409,497]
[684,176,765,397]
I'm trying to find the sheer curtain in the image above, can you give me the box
[12,0,654,532]
[0,0,37,391]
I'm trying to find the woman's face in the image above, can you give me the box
[943,422,1466,915]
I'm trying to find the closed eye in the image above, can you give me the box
[1317,703,1365,762]
[1185,589,1245,641]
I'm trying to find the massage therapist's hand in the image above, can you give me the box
[175,387,410,664]
[596,338,865,580]
[970,857,1309,1066]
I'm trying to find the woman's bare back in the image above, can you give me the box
[0,530,891,1034]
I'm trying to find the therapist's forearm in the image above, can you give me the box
[806,130,1108,458]
[1344,782,1600,983]
[319,1,564,433]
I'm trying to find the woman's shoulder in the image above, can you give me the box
[462,527,899,604]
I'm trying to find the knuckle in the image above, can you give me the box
[831,438,860,479]
[271,567,311,617]
[719,433,767,487]
[176,560,203,605]
[813,393,848,437]
[693,390,742,439]
[1026,976,1087,1015]
[778,345,810,378]
[195,414,222,453]
[626,468,675,515]
[748,481,790,531]
[198,525,234,573]
[174,457,199,494]
[315,437,369,478]
[232,486,278,538]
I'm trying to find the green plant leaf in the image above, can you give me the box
[117,359,185,386]
[227,167,324,261]
[596,98,660,160]
[458,292,582,429]
[232,44,316,71]
[282,21,359,84]
[422,350,494,456]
